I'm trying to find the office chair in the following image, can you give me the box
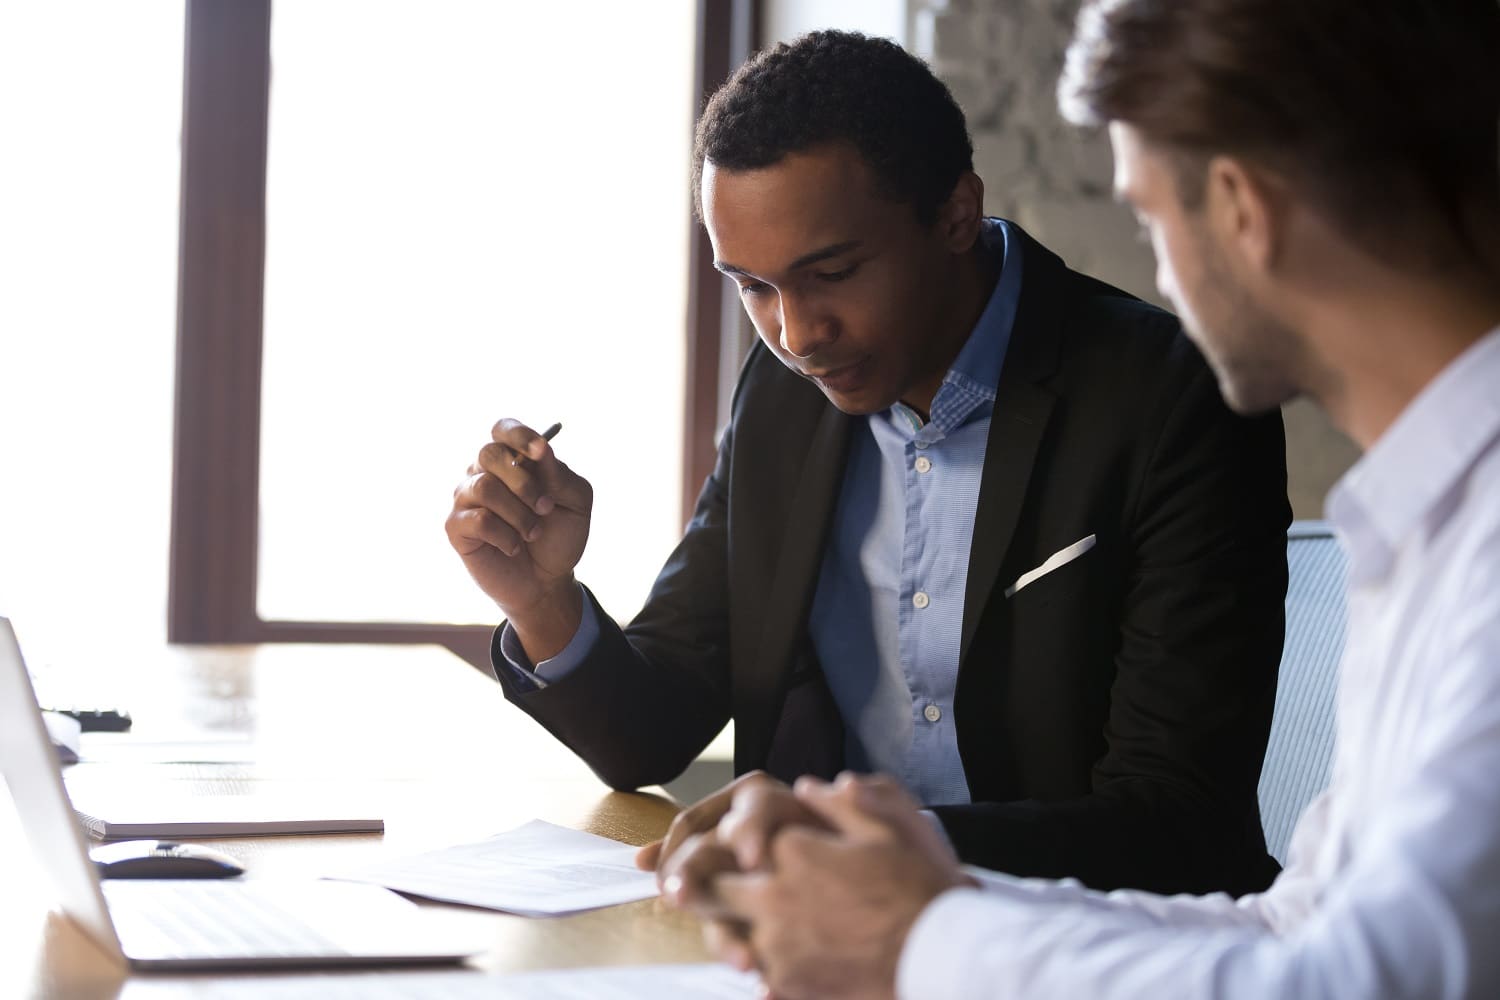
[1257,521,1347,864]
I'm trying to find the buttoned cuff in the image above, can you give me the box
[492,584,601,689]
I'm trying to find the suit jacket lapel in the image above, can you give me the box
[960,227,1066,665]
[739,401,852,768]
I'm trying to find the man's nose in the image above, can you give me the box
[778,295,834,359]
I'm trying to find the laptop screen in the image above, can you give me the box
[0,618,125,963]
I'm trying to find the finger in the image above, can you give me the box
[657,811,713,888]
[490,418,555,463]
[827,772,953,857]
[456,472,546,542]
[655,792,733,887]
[445,505,524,558]
[718,782,829,872]
[476,443,558,514]
[845,773,939,829]
[711,870,771,925]
[659,771,783,884]
[455,463,483,499]
[635,840,662,871]
[703,918,757,973]
[792,774,912,842]
[659,833,741,915]
[862,799,962,867]
[476,440,593,517]
[813,771,922,821]
[489,420,565,486]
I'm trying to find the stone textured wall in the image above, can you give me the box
[913,0,1153,298]
[909,0,1360,517]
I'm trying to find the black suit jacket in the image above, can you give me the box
[494,225,1290,896]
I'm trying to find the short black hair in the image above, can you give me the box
[693,30,974,225]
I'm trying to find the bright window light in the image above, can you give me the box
[0,4,184,671]
[258,2,695,625]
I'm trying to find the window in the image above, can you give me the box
[0,4,184,669]
[257,3,695,626]
[169,0,757,667]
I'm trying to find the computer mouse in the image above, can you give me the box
[91,839,245,879]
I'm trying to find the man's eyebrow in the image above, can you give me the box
[787,240,863,271]
[714,240,865,278]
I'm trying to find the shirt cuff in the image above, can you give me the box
[493,584,601,688]
[919,809,957,852]
[897,887,1000,1000]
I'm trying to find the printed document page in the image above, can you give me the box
[326,819,659,915]
[122,964,760,999]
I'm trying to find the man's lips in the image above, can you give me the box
[800,357,871,391]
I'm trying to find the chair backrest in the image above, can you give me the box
[1257,521,1347,864]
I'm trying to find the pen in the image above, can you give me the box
[513,421,562,466]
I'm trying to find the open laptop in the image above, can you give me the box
[0,617,483,970]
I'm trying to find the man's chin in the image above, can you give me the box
[1217,369,1299,416]
[820,385,893,416]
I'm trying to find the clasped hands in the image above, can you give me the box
[636,771,975,1000]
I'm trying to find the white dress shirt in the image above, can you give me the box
[898,328,1500,1000]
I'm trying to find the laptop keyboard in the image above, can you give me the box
[105,880,350,959]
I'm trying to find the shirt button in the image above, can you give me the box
[914,456,933,474]
[912,591,930,609]
[914,440,930,450]
[924,704,942,723]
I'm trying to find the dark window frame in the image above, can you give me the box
[168,0,758,669]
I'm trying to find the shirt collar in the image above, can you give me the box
[889,218,1023,436]
[1328,326,1500,584]
[946,219,1022,394]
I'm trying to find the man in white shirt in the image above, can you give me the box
[660,0,1500,997]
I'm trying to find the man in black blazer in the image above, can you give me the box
[446,30,1289,897]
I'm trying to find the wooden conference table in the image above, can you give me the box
[0,643,717,999]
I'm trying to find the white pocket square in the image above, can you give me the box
[1004,534,1097,598]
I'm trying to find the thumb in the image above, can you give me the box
[635,840,663,871]
[535,454,593,515]
[849,776,960,862]
[792,773,907,842]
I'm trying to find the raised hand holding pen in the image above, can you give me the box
[446,418,594,662]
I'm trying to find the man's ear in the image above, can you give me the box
[938,170,985,251]
[1205,156,1285,275]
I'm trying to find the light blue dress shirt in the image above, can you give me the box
[497,221,1024,808]
[809,220,1021,806]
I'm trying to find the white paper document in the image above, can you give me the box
[326,819,659,916]
[122,963,761,999]
[78,736,261,764]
